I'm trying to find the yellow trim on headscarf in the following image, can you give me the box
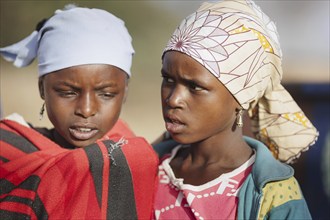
[282,112,311,127]
[259,128,279,159]
[229,25,274,53]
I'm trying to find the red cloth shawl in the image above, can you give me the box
[0,119,158,219]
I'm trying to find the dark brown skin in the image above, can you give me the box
[161,51,253,185]
[39,64,128,149]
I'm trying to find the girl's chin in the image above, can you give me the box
[169,133,192,145]
[54,130,100,149]
[70,139,96,148]
[68,133,105,148]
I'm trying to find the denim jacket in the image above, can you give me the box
[238,136,311,220]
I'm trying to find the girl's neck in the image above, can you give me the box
[188,133,252,168]
[170,132,253,185]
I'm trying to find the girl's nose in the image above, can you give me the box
[74,93,98,118]
[165,85,185,109]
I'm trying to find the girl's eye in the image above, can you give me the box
[100,92,115,99]
[57,90,77,97]
[162,75,174,84]
[189,83,204,91]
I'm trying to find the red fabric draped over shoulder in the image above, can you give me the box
[0,119,158,219]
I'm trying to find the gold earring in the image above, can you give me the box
[39,103,45,120]
[236,108,243,128]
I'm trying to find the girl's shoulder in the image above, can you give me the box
[259,177,305,218]
[1,113,30,127]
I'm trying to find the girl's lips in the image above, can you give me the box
[164,115,186,134]
[165,121,186,133]
[69,127,98,141]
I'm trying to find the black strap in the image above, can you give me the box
[83,143,104,207]
[106,140,138,220]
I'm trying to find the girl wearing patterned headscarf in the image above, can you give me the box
[0,5,158,219]
[154,0,317,219]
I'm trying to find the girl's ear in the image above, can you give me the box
[38,77,45,100]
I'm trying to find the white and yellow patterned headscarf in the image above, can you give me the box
[163,0,318,163]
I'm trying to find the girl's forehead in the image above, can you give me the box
[163,52,209,73]
[163,51,199,68]
[44,64,128,84]
[162,51,220,85]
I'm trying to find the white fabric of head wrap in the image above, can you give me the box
[163,0,319,163]
[0,5,135,77]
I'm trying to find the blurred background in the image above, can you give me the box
[1,0,329,219]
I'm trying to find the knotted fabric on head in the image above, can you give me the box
[0,5,135,77]
[163,0,318,163]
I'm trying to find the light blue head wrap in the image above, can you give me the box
[0,5,135,77]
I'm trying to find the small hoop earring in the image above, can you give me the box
[236,108,243,128]
[39,103,45,120]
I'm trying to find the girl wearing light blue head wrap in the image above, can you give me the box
[0,5,158,219]
[1,4,135,77]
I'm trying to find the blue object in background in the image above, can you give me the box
[285,83,330,220]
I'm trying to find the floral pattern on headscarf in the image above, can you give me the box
[163,0,318,163]
[167,10,229,77]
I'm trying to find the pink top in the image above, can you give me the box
[154,145,255,220]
